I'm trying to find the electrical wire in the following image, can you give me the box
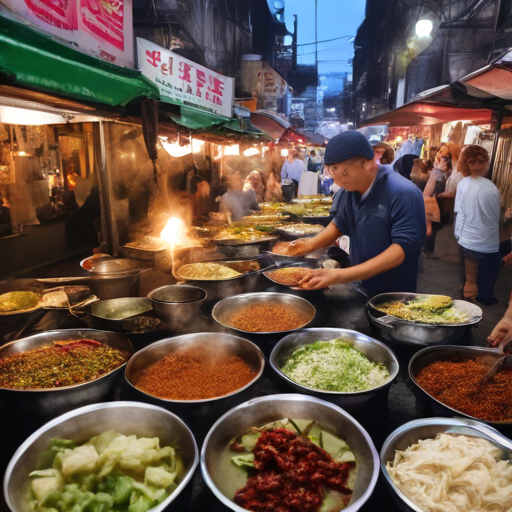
[295,35,354,47]
[300,42,352,56]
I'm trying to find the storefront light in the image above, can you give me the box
[224,144,240,156]
[415,19,433,37]
[191,139,206,154]
[243,147,260,157]
[160,137,192,157]
[281,149,289,157]
[0,106,67,125]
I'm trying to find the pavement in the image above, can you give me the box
[417,225,511,346]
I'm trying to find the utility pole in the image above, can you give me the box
[292,14,298,72]
[315,0,318,68]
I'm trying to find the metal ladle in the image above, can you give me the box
[481,336,512,384]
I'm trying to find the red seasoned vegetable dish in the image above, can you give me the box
[229,419,356,512]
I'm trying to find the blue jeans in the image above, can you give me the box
[461,247,500,305]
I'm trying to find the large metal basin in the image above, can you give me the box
[380,417,512,512]
[125,332,265,422]
[0,329,133,416]
[3,401,198,512]
[270,328,399,410]
[409,345,512,427]
[201,394,379,512]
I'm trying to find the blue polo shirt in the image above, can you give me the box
[330,165,426,296]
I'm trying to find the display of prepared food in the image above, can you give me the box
[124,236,170,251]
[277,223,324,236]
[265,267,315,286]
[226,303,312,332]
[0,291,40,313]
[416,356,512,422]
[376,295,468,324]
[135,345,255,400]
[387,433,512,512]
[0,340,130,390]
[216,225,276,242]
[27,431,183,512]
[177,260,260,280]
[220,418,356,512]
[282,339,390,392]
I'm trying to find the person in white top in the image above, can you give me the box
[454,145,501,305]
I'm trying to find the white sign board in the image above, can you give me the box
[0,0,134,68]
[137,38,234,119]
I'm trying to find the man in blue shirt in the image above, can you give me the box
[275,131,426,296]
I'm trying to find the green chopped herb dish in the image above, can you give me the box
[281,339,390,392]
[28,431,184,512]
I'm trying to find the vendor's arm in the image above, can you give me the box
[299,243,405,289]
[273,222,342,256]
[488,291,512,347]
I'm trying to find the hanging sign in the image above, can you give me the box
[137,38,234,119]
[0,0,134,67]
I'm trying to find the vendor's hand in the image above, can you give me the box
[487,317,512,348]
[273,238,313,256]
[297,268,348,290]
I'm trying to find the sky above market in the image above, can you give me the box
[284,0,366,75]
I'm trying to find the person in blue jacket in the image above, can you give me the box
[275,131,426,296]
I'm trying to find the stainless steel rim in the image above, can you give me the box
[269,328,399,396]
[3,401,199,512]
[200,393,380,512]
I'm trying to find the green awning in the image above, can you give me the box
[167,105,230,130]
[0,15,159,107]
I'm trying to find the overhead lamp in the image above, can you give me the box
[280,149,289,157]
[191,139,206,154]
[0,106,68,125]
[415,19,433,37]
[160,137,192,157]
[243,147,260,157]
[224,144,240,156]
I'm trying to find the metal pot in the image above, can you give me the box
[89,297,153,332]
[87,272,141,300]
[367,292,482,346]
[148,285,207,333]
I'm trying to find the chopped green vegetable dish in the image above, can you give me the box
[282,339,390,392]
[28,431,183,512]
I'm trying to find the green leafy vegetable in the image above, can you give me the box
[28,431,182,512]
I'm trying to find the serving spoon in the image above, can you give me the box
[481,336,512,384]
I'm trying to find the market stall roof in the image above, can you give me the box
[359,104,492,127]
[0,15,159,107]
[278,127,329,146]
[359,48,512,128]
[250,110,290,139]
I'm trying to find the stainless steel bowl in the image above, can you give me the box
[148,285,207,332]
[89,297,154,332]
[125,332,265,404]
[380,417,512,512]
[88,272,141,300]
[270,328,399,410]
[176,259,265,301]
[3,401,198,512]
[409,345,512,426]
[212,292,316,334]
[367,292,482,346]
[201,393,379,512]
[0,329,133,416]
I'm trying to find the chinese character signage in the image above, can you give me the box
[137,38,234,119]
[0,0,133,67]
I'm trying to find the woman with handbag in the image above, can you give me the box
[455,145,501,305]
